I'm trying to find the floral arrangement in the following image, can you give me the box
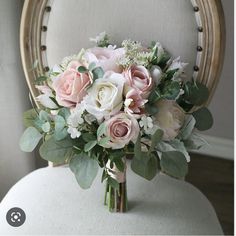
[20,32,213,212]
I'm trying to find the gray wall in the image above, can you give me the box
[0,0,36,201]
[206,0,234,140]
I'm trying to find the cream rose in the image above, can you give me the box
[52,63,91,108]
[123,65,154,98]
[84,47,125,73]
[84,72,125,120]
[102,113,140,149]
[155,99,185,141]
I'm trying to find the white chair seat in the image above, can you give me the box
[0,163,223,235]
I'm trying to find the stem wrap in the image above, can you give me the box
[106,158,126,183]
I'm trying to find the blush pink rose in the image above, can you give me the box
[52,63,91,108]
[123,65,154,98]
[84,47,125,73]
[124,88,147,117]
[102,113,140,149]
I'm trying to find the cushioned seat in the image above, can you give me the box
[0,162,223,235]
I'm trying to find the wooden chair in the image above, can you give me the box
[0,0,225,234]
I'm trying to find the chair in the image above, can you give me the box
[0,0,225,234]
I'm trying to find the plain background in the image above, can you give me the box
[0,0,234,201]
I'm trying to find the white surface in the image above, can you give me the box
[0,164,223,235]
[0,0,35,201]
[46,0,197,79]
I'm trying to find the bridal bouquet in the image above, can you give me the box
[20,32,213,212]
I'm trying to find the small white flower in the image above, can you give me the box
[139,115,154,134]
[89,31,107,43]
[167,56,188,78]
[67,103,85,128]
[67,127,81,139]
[150,66,162,85]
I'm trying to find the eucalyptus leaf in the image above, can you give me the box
[131,152,158,180]
[78,66,88,73]
[160,151,188,179]
[58,108,70,120]
[82,133,96,142]
[98,137,110,147]
[134,133,141,160]
[42,122,50,133]
[92,67,104,80]
[23,109,38,127]
[148,87,162,104]
[39,110,50,122]
[157,140,190,162]
[88,62,96,71]
[149,129,164,153]
[184,132,209,150]
[184,81,209,106]
[178,115,196,140]
[97,123,106,137]
[84,140,97,152]
[69,153,99,189]
[145,103,159,115]
[19,127,42,152]
[193,107,213,131]
[54,115,67,141]
[39,136,74,163]
[162,81,180,100]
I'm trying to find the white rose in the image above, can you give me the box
[167,57,188,79]
[84,72,125,120]
[155,99,185,141]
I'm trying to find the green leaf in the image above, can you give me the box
[23,109,38,127]
[148,87,162,104]
[54,115,67,141]
[184,132,208,150]
[42,122,50,133]
[78,66,88,73]
[178,115,196,140]
[107,177,119,190]
[97,122,106,137]
[160,151,188,179]
[165,69,178,80]
[157,140,190,162]
[39,110,50,122]
[131,153,158,180]
[113,158,125,172]
[149,129,164,153]
[101,169,108,182]
[39,136,74,163]
[58,108,70,120]
[35,75,48,83]
[162,81,180,100]
[69,153,99,189]
[19,127,43,152]
[88,62,96,71]
[145,103,159,115]
[134,133,141,160]
[110,149,125,159]
[82,133,96,142]
[92,67,104,80]
[84,140,97,152]
[98,137,110,147]
[193,107,213,131]
[184,81,209,106]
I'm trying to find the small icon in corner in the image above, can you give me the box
[6,207,26,227]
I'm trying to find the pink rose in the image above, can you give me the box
[123,65,154,98]
[84,47,125,73]
[124,88,147,117]
[102,113,140,149]
[52,63,91,108]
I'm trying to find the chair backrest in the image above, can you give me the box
[20,0,225,107]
